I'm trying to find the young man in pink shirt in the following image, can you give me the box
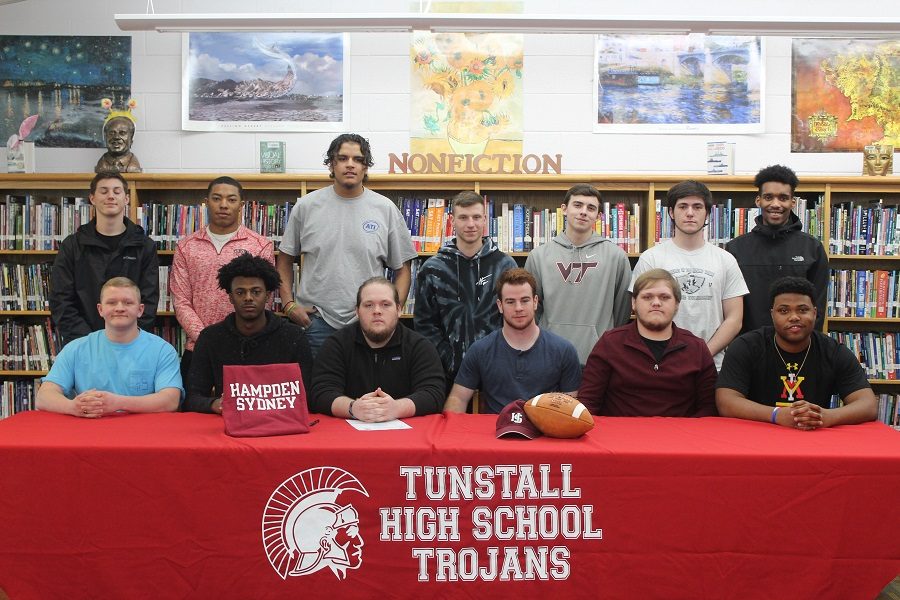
[169,176,274,385]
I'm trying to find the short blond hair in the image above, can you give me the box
[632,269,681,303]
[100,276,141,301]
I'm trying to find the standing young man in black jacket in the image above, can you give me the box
[50,171,159,346]
[725,165,828,333]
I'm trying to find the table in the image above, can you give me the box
[1,411,899,599]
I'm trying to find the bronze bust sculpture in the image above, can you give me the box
[95,99,142,174]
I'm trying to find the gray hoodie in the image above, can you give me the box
[524,232,632,364]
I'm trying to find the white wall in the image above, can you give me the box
[2,0,896,176]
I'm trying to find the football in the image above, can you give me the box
[523,393,594,438]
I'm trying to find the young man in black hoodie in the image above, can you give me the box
[183,254,313,414]
[725,165,828,333]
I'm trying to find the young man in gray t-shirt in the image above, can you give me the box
[276,133,416,355]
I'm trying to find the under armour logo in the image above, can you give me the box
[511,412,523,424]
[785,362,799,370]
[556,262,599,284]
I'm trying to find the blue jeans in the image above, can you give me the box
[305,313,338,358]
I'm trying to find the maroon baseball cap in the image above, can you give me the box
[496,399,542,439]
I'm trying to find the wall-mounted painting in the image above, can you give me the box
[410,32,524,157]
[594,34,764,133]
[0,35,131,148]
[182,32,347,132]
[791,38,899,153]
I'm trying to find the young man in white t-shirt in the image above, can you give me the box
[630,180,748,369]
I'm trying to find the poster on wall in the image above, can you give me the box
[0,35,131,148]
[410,32,524,159]
[791,38,899,153]
[182,33,347,132]
[594,34,764,133]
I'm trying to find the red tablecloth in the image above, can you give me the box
[1,411,899,599]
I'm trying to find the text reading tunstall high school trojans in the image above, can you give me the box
[379,464,603,582]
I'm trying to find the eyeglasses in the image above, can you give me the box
[759,193,795,202]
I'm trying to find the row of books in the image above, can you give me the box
[136,200,293,250]
[655,197,824,245]
[827,269,900,318]
[396,196,642,254]
[0,378,38,419]
[828,331,900,380]
[151,321,187,357]
[383,258,422,316]
[10,194,900,258]
[397,197,451,253]
[0,319,59,371]
[830,202,900,256]
[0,263,52,311]
[0,195,91,250]
[877,394,900,429]
[492,201,640,254]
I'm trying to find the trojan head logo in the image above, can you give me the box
[262,467,369,580]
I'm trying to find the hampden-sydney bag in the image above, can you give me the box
[221,363,309,437]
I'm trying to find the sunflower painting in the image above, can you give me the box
[410,32,523,158]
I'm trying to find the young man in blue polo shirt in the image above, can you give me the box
[444,268,581,414]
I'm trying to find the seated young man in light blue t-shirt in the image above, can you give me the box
[444,268,581,414]
[37,277,182,418]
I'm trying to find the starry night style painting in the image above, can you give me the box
[0,36,132,148]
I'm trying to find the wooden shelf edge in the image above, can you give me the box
[0,370,47,377]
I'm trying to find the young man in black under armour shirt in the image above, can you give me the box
[716,276,876,429]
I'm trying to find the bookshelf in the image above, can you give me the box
[1,173,899,424]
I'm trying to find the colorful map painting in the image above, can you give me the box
[792,39,900,153]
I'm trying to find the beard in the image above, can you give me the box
[503,314,535,331]
[362,324,393,345]
[637,313,671,332]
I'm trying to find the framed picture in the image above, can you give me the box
[0,35,131,148]
[594,34,764,133]
[182,32,348,132]
[791,38,899,153]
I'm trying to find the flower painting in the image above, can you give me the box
[411,32,523,157]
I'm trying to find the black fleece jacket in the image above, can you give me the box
[184,311,313,413]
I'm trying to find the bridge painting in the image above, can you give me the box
[595,34,763,132]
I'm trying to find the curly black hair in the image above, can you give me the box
[217,254,281,293]
[324,133,374,181]
[769,276,815,307]
[754,165,799,195]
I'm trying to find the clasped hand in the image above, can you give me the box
[73,389,118,418]
[353,388,399,423]
[787,400,830,430]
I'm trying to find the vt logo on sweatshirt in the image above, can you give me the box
[556,262,598,284]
